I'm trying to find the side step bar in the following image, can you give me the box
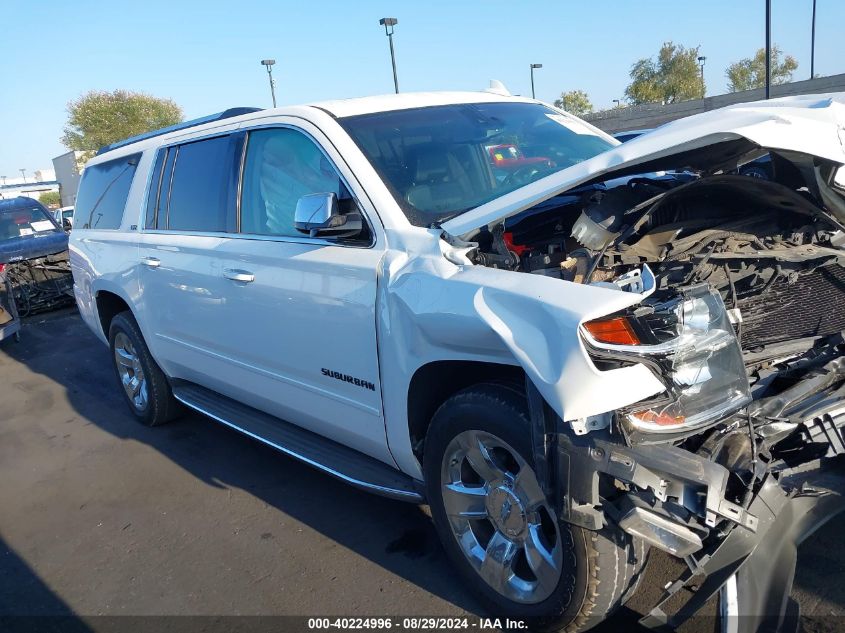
[172,382,425,503]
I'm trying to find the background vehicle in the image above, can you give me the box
[53,206,75,231]
[0,197,73,316]
[70,92,845,632]
[612,128,654,143]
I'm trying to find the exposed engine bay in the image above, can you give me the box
[470,154,845,431]
[467,150,845,629]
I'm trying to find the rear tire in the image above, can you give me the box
[423,383,647,632]
[108,311,181,427]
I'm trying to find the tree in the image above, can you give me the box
[39,191,61,207]
[624,42,704,105]
[726,46,798,92]
[61,90,183,157]
[554,90,594,116]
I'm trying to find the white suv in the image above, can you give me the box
[71,90,845,631]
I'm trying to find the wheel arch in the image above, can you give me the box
[406,359,525,462]
[94,289,134,340]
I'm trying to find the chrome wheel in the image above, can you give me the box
[114,331,148,411]
[440,429,563,604]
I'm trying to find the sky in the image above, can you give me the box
[1,0,842,177]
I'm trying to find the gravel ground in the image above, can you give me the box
[1,309,843,632]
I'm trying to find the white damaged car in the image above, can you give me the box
[70,90,845,632]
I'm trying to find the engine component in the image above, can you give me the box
[570,189,632,250]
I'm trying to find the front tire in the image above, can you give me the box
[424,383,646,632]
[109,311,181,427]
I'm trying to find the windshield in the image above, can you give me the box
[339,102,615,227]
[0,204,59,241]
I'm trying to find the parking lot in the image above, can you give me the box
[1,308,844,632]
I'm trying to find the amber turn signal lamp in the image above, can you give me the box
[583,316,641,346]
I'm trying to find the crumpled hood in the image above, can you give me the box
[441,93,845,238]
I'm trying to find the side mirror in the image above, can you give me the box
[294,192,362,239]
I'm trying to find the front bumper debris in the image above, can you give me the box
[527,376,845,633]
[640,466,845,633]
[557,429,845,632]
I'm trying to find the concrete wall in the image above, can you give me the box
[582,73,845,134]
[52,151,85,207]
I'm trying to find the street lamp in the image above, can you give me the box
[379,18,400,94]
[529,63,543,99]
[765,0,772,99]
[697,56,706,98]
[612,99,622,108]
[811,0,817,79]
[260,59,277,108]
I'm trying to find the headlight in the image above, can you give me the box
[582,285,751,435]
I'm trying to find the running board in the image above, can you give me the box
[172,382,424,503]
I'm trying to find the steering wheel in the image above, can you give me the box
[503,163,553,187]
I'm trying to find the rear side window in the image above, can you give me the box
[75,153,141,230]
[166,135,237,232]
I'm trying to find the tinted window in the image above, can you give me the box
[340,102,614,227]
[75,153,140,229]
[240,128,345,237]
[167,136,234,232]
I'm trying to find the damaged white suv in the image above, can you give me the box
[70,90,845,631]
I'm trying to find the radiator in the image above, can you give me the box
[737,264,845,349]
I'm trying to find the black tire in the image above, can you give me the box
[108,311,181,427]
[424,383,647,633]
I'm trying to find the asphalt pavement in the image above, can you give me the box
[1,309,843,632]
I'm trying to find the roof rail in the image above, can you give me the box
[96,107,263,156]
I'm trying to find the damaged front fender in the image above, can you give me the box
[378,244,664,478]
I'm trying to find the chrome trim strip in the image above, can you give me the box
[173,391,424,503]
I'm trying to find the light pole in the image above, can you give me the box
[260,59,277,108]
[379,18,399,94]
[697,56,706,98]
[19,169,26,183]
[612,99,622,108]
[529,63,543,99]
[765,0,772,99]
[811,0,817,79]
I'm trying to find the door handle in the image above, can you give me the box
[141,256,161,268]
[223,268,255,283]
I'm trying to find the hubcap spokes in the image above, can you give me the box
[441,430,563,604]
[114,333,148,411]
